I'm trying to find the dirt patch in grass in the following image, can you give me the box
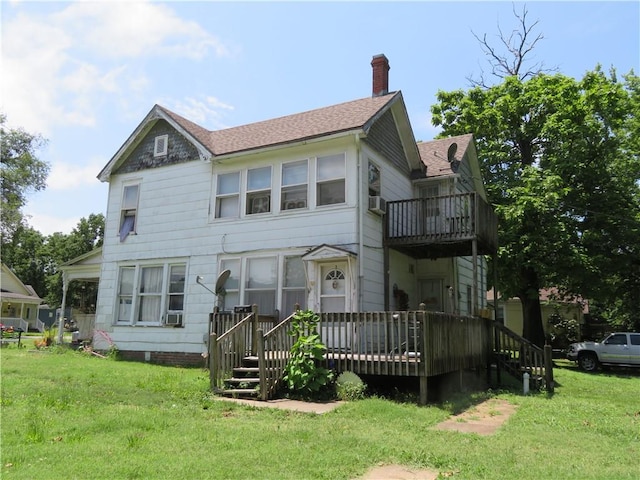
[357,399,517,479]
[358,464,439,480]
[433,398,517,435]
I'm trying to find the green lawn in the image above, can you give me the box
[1,345,638,479]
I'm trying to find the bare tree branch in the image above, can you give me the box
[466,4,557,87]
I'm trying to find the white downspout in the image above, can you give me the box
[356,133,364,312]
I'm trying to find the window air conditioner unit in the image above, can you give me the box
[368,195,386,215]
[165,313,182,326]
[251,195,270,214]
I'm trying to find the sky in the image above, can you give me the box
[2,0,639,236]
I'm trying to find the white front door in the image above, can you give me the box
[320,263,348,313]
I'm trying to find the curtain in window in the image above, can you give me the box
[139,267,162,322]
[119,215,135,242]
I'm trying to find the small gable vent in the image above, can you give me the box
[154,135,168,157]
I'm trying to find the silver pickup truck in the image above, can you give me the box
[567,332,640,371]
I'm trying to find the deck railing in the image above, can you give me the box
[492,320,547,386]
[257,313,297,400]
[208,313,254,392]
[385,193,498,252]
[210,309,552,401]
[317,311,492,378]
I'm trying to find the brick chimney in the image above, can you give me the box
[371,54,390,97]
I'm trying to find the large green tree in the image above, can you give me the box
[0,114,50,241]
[431,69,640,344]
[2,214,104,308]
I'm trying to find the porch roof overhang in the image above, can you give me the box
[302,244,357,262]
[59,248,103,282]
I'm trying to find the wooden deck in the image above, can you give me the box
[385,193,498,258]
[209,309,500,404]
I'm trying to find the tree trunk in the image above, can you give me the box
[518,267,546,348]
[521,295,545,348]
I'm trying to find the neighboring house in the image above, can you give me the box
[0,263,42,331]
[487,288,589,337]
[93,54,497,364]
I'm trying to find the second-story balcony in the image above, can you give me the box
[384,192,498,259]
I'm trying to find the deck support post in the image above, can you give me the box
[251,304,259,355]
[209,332,218,391]
[419,376,428,405]
[544,343,554,394]
[472,238,478,316]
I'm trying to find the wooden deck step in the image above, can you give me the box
[220,388,260,398]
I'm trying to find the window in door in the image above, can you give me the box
[317,153,345,206]
[320,265,346,312]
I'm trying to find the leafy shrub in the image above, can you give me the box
[283,309,333,399]
[335,371,367,401]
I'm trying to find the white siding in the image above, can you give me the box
[97,137,367,353]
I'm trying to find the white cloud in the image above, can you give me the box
[46,159,104,191]
[169,96,235,130]
[1,1,230,135]
[24,212,82,237]
[55,2,230,60]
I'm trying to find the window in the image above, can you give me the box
[219,254,307,318]
[368,161,380,197]
[283,256,306,311]
[605,334,628,345]
[215,172,240,218]
[220,259,240,310]
[116,262,186,325]
[139,266,163,322]
[117,267,135,322]
[281,160,308,210]
[246,166,272,214]
[245,257,277,314]
[154,135,168,157]
[317,153,345,206]
[421,184,440,217]
[119,184,139,241]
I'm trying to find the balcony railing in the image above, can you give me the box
[384,192,498,258]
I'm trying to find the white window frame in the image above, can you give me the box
[215,172,241,219]
[281,160,308,211]
[316,153,346,206]
[246,166,272,215]
[154,134,168,157]
[115,261,187,326]
[368,160,381,197]
[219,253,307,318]
[119,183,139,241]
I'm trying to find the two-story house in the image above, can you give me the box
[93,55,497,364]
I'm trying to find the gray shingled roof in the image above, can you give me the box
[417,133,473,178]
[160,92,399,156]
